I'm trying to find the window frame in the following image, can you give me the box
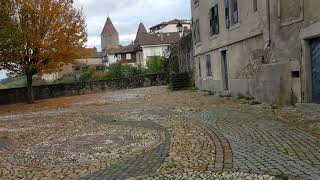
[193,19,201,44]
[117,54,121,60]
[225,0,240,29]
[126,53,132,60]
[209,4,219,36]
[193,0,199,8]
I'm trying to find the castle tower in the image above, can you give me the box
[134,22,147,45]
[101,17,119,51]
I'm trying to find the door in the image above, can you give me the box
[311,39,320,103]
[221,50,229,91]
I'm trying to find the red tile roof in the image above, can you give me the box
[101,17,118,35]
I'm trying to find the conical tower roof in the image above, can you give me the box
[101,17,118,35]
[134,22,147,44]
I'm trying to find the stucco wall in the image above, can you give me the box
[141,45,169,66]
[154,24,191,33]
[191,0,320,104]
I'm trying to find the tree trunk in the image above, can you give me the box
[26,73,34,104]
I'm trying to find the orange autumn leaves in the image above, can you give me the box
[0,0,88,76]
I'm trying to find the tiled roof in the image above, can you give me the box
[115,44,142,54]
[101,17,118,35]
[103,46,122,55]
[134,23,147,44]
[139,32,181,46]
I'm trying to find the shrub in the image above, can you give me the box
[92,71,105,81]
[105,63,148,79]
[79,67,95,82]
[146,56,168,73]
[53,74,77,84]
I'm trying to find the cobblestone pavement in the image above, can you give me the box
[192,109,320,179]
[0,86,319,179]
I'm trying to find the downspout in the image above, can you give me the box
[263,0,272,64]
[265,0,271,48]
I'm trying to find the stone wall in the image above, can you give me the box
[0,73,167,105]
[169,33,194,80]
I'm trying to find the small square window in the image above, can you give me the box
[126,54,132,60]
[117,54,121,60]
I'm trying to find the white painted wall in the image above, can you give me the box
[153,24,191,33]
[106,54,117,66]
[141,45,169,66]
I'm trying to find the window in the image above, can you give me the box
[209,4,219,36]
[193,19,201,44]
[206,55,212,77]
[117,54,121,60]
[193,0,199,7]
[198,57,202,77]
[225,0,239,28]
[126,53,131,60]
[253,0,257,12]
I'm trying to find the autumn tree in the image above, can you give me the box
[0,0,87,103]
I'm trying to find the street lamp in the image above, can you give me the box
[176,23,183,33]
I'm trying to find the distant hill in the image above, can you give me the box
[0,75,47,89]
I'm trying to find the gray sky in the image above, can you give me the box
[0,0,191,80]
[75,0,191,50]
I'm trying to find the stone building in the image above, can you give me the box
[101,17,120,51]
[191,0,320,104]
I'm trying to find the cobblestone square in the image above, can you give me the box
[0,86,319,179]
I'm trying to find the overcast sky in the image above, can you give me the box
[0,0,191,80]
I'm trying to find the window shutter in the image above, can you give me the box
[224,0,230,28]
[209,8,213,35]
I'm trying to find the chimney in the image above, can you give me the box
[160,33,164,42]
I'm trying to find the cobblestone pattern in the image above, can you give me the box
[192,109,320,179]
[195,122,233,171]
[0,111,164,179]
[82,121,170,180]
[0,136,13,150]
[145,171,281,180]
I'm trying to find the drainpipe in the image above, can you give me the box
[265,0,271,48]
[263,0,272,64]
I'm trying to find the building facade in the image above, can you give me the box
[115,44,143,65]
[140,33,181,66]
[150,19,191,34]
[101,17,119,51]
[192,0,320,104]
